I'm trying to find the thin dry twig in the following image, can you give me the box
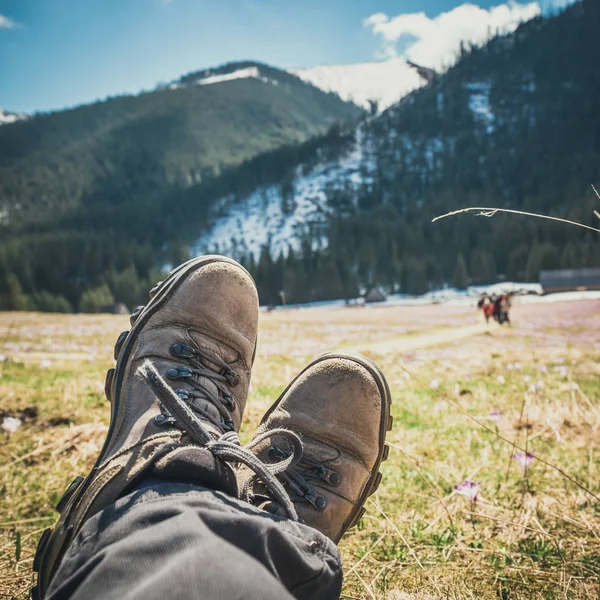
[432,207,600,234]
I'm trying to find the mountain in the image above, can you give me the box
[0,61,361,228]
[0,109,26,126]
[2,1,599,311]
[196,0,600,305]
[292,59,427,111]
[0,61,362,311]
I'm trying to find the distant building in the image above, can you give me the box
[540,269,600,294]
[364,287,388,303]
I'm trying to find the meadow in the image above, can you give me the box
[1,298,599,599]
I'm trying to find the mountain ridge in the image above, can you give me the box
[194,0,600,305]
[292,59,427,111]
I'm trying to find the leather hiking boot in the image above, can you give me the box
[33,256,260,599]
[241,352,392,543]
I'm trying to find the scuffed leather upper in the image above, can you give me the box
[35,257,259,598]
[250,356,389,542]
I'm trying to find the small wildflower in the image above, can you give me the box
[497,375,506,384]
[40,359,52,369]
[528,383,538,394]
[402,371,411,380]
[513,452,535,469]
[490,410,502,424]
[537,364,549,374]
[523,375,532,383]
[2,417,22,434]
[430,378,440,389]
[454,480,480,501]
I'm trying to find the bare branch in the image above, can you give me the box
[432,206,600,234]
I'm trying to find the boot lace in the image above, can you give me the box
[138,360,301,521]
[253,445,341,512]
[165,342,239,432]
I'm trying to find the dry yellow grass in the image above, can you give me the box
[1,298,599,599]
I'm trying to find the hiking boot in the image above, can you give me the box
[241,353,392,542]
[33,256,260,598]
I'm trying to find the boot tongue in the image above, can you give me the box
[185,377,223,430]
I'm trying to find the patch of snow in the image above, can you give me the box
[0,109,26,126]
[197,67,275,87]
[468,282,543,296]
[465,82,495,134]
[193,126,376,259]
[518,290,600,304]
[292,59,426,111]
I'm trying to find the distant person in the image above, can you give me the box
[479,293,495,323]
[496,293,512,326]
[32,256,391,600]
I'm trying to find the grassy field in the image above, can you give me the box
[1,298,599,599]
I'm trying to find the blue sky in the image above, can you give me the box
[0,0,574,113]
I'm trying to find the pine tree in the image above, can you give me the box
[453,254,469,290]
[6,274,28,311]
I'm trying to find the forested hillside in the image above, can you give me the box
[2,1,599,311]
[225,0,600,304]
[0,63,361,311]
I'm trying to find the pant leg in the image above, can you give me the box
[47,483,343,600]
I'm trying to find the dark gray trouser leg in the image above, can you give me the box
[47,484,343,600]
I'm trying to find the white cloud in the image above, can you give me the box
[363,13,388,28]
[364,2,541,70]
[0,14,16,29]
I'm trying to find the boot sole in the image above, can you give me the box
[34,255,256,597]
[260,351,392,542]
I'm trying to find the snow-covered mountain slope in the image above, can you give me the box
[292,59,426,111]
[0,109,26,126]
[170,65,279,89]
[194,126,376,259]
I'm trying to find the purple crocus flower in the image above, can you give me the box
[490,410,502,424]
[454,480,480,501]
[513,452,535,469]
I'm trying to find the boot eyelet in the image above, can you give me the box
[154,413,176,426]
[130,305,145,325]
[328,473,341,486]
[221,392,235,410]
[175,389,190,400]
[225,370,240,387]
[113,331,129,360]
[223,419,235,431]
[170,343,195,358]
[305,490,327,511]
[167,367,192,380]
[317,467,341,486]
